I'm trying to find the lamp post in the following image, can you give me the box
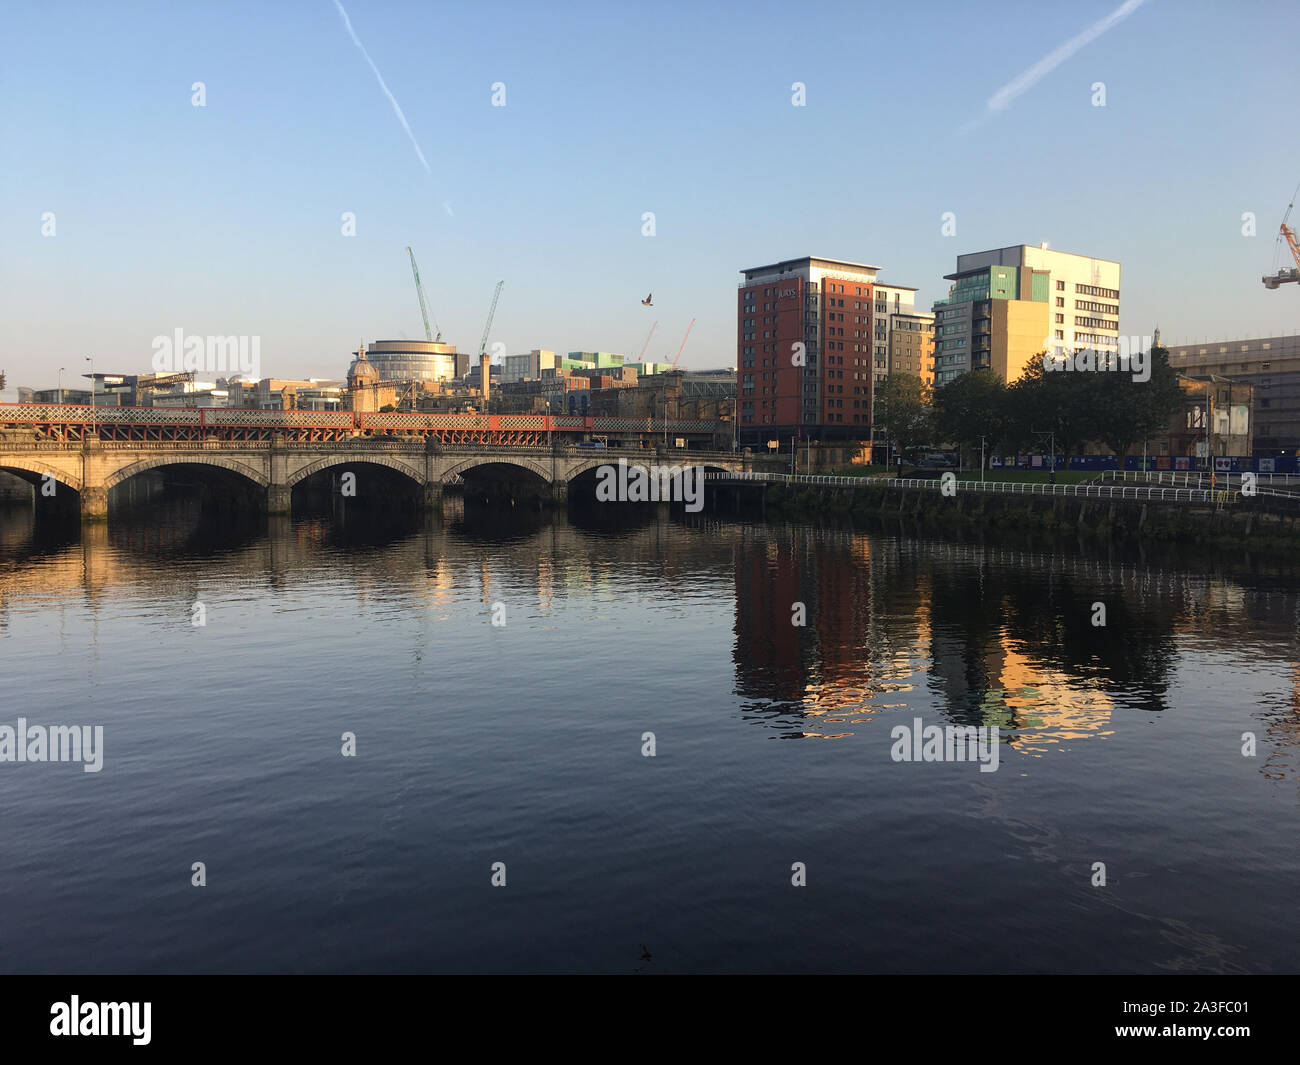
[85,355,95,435]
[1032,429,1056,484]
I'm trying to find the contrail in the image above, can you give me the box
[332,0,431,174]
[971,0,1149,127]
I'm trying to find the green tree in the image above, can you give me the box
[1092,346,1183,463]
[933,371,1008,466]
[1008,354,1105,462]
[874,373,932,463]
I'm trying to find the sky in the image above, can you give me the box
[2,0,1298,392]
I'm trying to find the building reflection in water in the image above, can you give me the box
[2,494,1299,784]
[731,529,1299,772]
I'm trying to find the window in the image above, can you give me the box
[1056,280,1065,290]
[1055,314,1064,324]
[1056,297,1065,307]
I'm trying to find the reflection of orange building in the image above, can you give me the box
[732,528,884,733]
[811,533,873,702]
[733,536,805,705]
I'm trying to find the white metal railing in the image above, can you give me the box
[703,471,1239,504]
[1100,469,1300,488]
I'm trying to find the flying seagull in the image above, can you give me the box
[641,293,653,306]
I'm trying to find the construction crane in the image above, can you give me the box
[1262,180,1300,289]
[637,320,658,362]
[671,317,695,368]
[478,280,504,412]
[406,246,442,341]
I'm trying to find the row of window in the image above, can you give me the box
[1076,283,1120,300]
[1076,299,1119,315]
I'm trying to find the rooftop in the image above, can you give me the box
[740,256,883,277]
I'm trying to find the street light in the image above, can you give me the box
[84,355,95,435]
[1032,429,1056,484]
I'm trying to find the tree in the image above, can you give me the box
[933,371,1008,466]
[874,373,932,463]
[1008,354,1105,461]
[1092,346,1183,463]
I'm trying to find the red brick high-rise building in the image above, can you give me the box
[737,256,917,449]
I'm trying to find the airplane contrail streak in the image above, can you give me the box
[977,0,1149,123]
[332,0,431,175]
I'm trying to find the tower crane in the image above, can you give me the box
[1262,180,1300,289]
[637,320,658,362]
[406,246,442,341]
[671,317,695,368]
[478,281,504,412]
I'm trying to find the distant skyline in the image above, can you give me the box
[2,0,1298,393]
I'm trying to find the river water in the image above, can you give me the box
[1,496,1297,974]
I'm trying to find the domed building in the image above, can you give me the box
[346,342,382,413]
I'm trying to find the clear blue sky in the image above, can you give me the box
[2,0,1298,391]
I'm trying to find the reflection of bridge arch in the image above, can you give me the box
[287,455,425,489]
[441,456,552,486]
[0,459,83,494]
[104,456,269,491]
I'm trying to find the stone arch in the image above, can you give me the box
[561,455,738,484]
[104,455,269,491]
[0,458,84,494]
[285,453,425,489]
[441,456,553,486]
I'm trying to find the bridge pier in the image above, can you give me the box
[551,480,568,505]
[80,485,108,522]
[267,484,292,515]
[423,481,443,512]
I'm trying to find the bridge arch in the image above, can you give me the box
[441,456,553,486]
[104,455,269,491]
[562,455,736,483]
[0,458,84,494]
[286,454,425,489]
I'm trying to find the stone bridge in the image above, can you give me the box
[0,438,757,521]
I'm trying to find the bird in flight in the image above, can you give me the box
[641,293,653,306]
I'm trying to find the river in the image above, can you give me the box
[1,495,1297,973]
